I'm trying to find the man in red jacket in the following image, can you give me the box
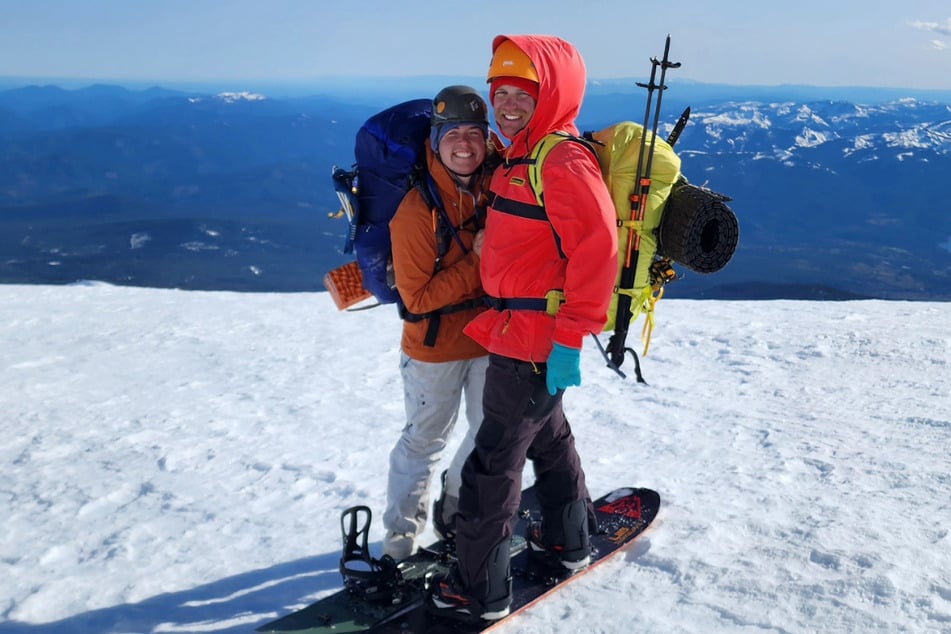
[428,35,618,622]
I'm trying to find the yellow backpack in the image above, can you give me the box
[527,122,682,355]
[527,36,738,381]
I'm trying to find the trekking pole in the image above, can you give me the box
[600,47,659,379]
[605,35,680,380]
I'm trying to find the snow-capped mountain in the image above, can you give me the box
[682,99,951,159]
[0,83,949,300]
[642,98,951,300]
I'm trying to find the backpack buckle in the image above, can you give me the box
[545,289,566,316]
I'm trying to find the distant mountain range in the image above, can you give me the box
[1,80,949,300]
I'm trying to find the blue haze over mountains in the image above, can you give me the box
[1,78,949,300]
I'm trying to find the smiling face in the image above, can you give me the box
[436,124,487,179]
[491,84,537,140]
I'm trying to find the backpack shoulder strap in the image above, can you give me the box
[506,131,597,259]
[416,173,468,259]
[527,131,598,206]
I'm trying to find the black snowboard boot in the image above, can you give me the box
[428,540,512,622]
[431,470,456,541]
[528,499,591,572]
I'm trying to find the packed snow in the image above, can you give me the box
[1,283,949,633]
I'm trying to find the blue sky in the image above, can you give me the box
[1,0,949,89]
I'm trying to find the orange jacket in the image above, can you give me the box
[389,143,494,363]
[464,35,619,362]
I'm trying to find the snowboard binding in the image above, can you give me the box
[339,505,408,604]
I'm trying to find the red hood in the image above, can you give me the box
[491,34,586,158]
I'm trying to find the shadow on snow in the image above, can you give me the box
[0,550,343,634]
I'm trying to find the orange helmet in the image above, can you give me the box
[487,39,539,84]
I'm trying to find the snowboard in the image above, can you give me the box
[370,486,660,633]
[256,486,659,634]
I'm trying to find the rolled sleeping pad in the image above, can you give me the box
[658,179,739,274]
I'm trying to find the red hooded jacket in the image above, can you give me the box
[463,35,618,363]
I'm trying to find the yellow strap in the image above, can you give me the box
[619,220,646,232]
[618,285,664,357]
[527,132,575,205]
[639,285,665,356]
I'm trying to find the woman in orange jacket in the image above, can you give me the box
[381,85,501,560]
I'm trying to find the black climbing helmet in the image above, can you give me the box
[431,85,489,129]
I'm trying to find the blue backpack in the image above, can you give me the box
[333,99,433,304]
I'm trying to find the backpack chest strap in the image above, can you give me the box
[486,191,549,221]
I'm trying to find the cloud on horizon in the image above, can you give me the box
[909,18,951,36]
[909,18,951,51]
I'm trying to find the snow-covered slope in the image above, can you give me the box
[2,283,948,633]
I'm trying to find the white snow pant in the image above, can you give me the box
[382,352,488,558]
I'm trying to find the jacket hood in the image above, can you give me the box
[490,34,586,156]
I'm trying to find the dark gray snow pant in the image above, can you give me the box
[454,353,589,595]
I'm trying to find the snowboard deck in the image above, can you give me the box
[256,486,659,634]
[256,488,537,634]
[370,486,660,633]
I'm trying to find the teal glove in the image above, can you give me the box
[546,343,582,395]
